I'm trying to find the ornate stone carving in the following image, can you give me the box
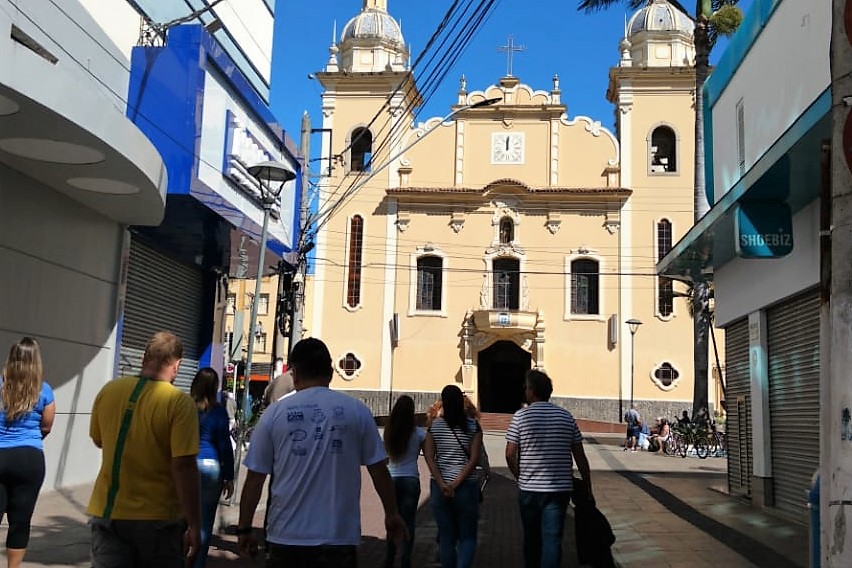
[521,275,530,310]
[479,274,490,309]
[546,212,561,235]
[396,211,410,233]
[450,211,465,233]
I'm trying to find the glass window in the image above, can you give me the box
[571,259,600,315]
[257,294,269,316]
[416,256,443,311]
[339,353,362,378]
[654,362,680,387]
[657,220,673,317]
[226,294,236,315]
[493,258,520,310]
[346,216,364,308]
[256,333,267,353]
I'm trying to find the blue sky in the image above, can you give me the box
[269,0,753,155]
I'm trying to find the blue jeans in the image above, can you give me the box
[518,490,570,568]
[385,476,420,568]
[430,478,479,568]
[196,459,222,568]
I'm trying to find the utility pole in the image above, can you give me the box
[825,1,852,564]
[289,111,311,352]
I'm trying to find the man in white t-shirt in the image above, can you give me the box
[237,338,406,567]
[505,369,593,568]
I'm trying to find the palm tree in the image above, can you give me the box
[578,0,742,417]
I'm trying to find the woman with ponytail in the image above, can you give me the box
[0,338,55,568]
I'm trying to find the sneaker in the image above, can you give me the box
[631,448,638,452]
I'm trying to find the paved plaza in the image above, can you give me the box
[4,433,808,567]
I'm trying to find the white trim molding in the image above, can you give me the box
[408,244,449,317]
[342,213,365,312]
[334,350,365,381]
[564,250,606,321]
[649,360,682,392]
[653,217,676,322]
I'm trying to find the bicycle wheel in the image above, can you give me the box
[664,437,677,456]
[695,437,709,459]
[678,436,688,458]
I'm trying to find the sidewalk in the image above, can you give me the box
[4,433,808,567]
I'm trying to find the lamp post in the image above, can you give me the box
[232,160,296,502]
[626,318,643,411]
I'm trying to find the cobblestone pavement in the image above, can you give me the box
[4,432,808,567]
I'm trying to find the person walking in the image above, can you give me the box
[424,384,484,568]
[0,338,55,568]
[505,369,593,568]
[623,407,640,452]
[383,395,425,568]
[87,331,201,567]
[236,337,406,567]
[189,368,235,567]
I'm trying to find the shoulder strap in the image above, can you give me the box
[450,425,472,460]
[102,376,148,519]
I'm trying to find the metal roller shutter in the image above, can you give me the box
[118,238,203,392]
[725,318,752,497]
[767,289,819,521]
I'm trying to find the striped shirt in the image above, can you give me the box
[428,417,480,483]
[506,402,583,492]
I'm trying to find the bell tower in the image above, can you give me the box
[607,0,698,417]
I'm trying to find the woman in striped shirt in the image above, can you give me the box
[424,385,484,568]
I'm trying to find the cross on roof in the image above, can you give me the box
[497,35,526,77]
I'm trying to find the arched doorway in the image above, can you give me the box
[477,340,530,413]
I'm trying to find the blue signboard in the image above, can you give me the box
[734,202,794,258]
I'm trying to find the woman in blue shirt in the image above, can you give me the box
[190,368,234,568]
[0,337,55,568]
[383,395,425,568]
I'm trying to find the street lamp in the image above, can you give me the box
[232,160,296,501]
[626,318,643,411]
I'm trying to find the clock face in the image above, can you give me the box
[491,132,524,164]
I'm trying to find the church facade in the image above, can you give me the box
[306,0,721,422]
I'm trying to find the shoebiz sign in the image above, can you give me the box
[734,201,794,259]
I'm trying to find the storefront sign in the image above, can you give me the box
[735,202,794,258]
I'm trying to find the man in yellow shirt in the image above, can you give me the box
[87,331,201,567]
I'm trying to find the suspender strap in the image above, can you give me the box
[102,376,148,519]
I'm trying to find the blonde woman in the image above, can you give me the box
[0,338,55,568]
[190,368,234,568]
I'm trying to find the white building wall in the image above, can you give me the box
[710,0,830,199]
[714,200,819,327]
[0,164,124,489]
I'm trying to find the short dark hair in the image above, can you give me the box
[525,369,553,401]
[288,338,333,381]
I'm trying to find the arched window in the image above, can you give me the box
[571,258,600,315]
[657,219,673,317]
[499,217,514,245]
[350,127,373,172]
[650,125,677,173]
[346,215,364,308]
[493,257,520,310]
[416,255,443,311]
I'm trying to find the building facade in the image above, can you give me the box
[0,0,300,489]
[0,0,167,488]
[306,0,721,423]
[658,0,829,524]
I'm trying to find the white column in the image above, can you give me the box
[748,310,772,479]
[618,82,633,420]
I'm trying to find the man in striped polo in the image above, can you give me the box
[505,369,593,568]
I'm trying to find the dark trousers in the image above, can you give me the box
[518,490,571,568]
[0,446,45,549]
[90,518,185,568]
[385,476,420,568]
[265,542,358,568]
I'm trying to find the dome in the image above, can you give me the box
[627,0,694,37]
[341,9,404,45]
